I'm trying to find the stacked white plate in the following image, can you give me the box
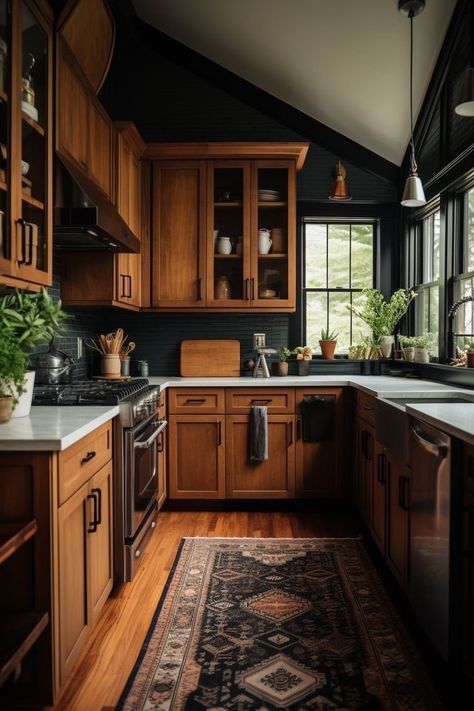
[258,189,280,202]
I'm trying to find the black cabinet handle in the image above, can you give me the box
[296,417,301,441]
[250,278,255,301]
[245,278,250,301]
[287,421,293,447]
[185,398,206,405]
[251,399,272,405]
[87,493,98,533]
[127,275,132,298]
[366,432,373,461]
[377,453,385,484]
[16,218,26,264]
[217,420,222,446]
[91,487,102,525]
[81,450,96,464]
[399,475,409,511]
[119,274,126,298]
[198,277,203,301]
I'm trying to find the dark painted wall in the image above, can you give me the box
[58,4,399,377]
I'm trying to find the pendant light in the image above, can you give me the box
[399,0,426,208]
[455,0,474,116]
[328,160,352,201]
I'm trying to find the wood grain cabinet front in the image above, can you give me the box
[225,414,295,499]
[385,454,410,589]
[168,388,225,415]
[168,415,225,499]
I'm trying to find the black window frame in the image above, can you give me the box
[450,174,474,348]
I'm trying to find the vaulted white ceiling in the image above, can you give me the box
[132,0,456,166]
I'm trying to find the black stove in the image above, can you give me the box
[32,378,151,406]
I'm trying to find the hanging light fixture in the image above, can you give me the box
[328,160,352,201]
[455,0,474,116]
[399,0,426,208]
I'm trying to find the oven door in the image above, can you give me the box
[124,417,167,540]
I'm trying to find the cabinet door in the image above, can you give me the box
[152,161,207,307]
[249,160,296,310]
[168,415,225,498]
[129,152,141,238]
[88,97,112,199]
[354,417,374,526]
[57,481,90,685]
[226,415,295,498]
[462,485,474,687]
[88,462,113,623]
[117,132,131,227]
[157,420,167,510]
[386,455,409,588]
[295,388,343,498]
[56,39,88,172]
[206,161,251,308]
[371,441,386,555]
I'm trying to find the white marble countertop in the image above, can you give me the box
[0,405,119,451]
[1,374,473,452]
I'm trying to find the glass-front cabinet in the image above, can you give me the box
[0,0,52,288]
[207,159,296,310]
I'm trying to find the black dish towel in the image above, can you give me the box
[249,405,268,462]
[301,396,335,442]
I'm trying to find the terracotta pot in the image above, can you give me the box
[403,347,414,361]
[276,361,288,376]
[467,351,474,368]
[319,339,337,360]
[0,395,13,423]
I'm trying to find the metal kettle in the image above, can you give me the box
[29,342,75,384]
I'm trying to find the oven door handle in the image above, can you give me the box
[134,420,167,449]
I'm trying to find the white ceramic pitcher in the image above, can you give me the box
[258,228,272,254]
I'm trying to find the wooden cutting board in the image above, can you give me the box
[180,340,240,377]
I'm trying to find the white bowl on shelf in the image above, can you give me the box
[21,160,29,176]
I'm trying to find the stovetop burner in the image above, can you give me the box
[32,378,151,406]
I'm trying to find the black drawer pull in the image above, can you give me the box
[185,398,206,405]
[87,493,98,533]
[81,450,96,464]
[91,487,102,525]
[251,399,272,405]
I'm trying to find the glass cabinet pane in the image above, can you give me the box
[0,0,10,264]
[256,167,289,301]
[20,1,48,273]
[212,167,245,302]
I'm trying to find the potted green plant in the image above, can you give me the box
[399,333,434,363]
[0,289,69,417]
[0,330,28,423]
[294,345,313,376]
[398,335,416,361]
[276,347,292,376]
[319,328,339,360]
[348,288,417,358]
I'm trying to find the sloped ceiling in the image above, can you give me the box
[132,0,456,165]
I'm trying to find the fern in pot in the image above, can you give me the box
[0,289,69,417]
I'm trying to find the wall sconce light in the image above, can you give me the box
[328,160,352,201]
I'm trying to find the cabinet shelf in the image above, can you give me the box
[258,201,287,207]
[0,89,7,103]
[258,253,288,259]
[214,254,242,259]
[21,113,45,137]
[214,201,242,207]
[22,193,44,210]
[0,611,49,688]
[0,521,37,566]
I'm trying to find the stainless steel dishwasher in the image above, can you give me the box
[410,419,451,660]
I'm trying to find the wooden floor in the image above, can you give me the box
[48,507,361,711]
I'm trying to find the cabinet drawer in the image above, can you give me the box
[168,388,225,414]
[356,390,376,425]
[58,421,112,505]
[226,388,295,414]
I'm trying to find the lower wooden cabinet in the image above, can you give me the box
[355,416,374,527]
[57,460,113,685]
[168,415,225,498]
[371,441,386,555]
[225,415,295,498]
[295,388,343,498]
[385,455,410,588]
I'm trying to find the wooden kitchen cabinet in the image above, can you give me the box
[226,414,295,498]
[0,0,54,290]
[295,388,343,498]
[355,416,374,527]
[148,143,307,312]
[57,459,113,685]
[88,96,112,198]
[152,160,207,308]
[56,38,89,175]
[461,444,474,691]
[168,415,225,498]
[385,454,410,588]
[371,440,386,555]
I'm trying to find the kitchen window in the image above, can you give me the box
[414,208,440,357]
[302,220,376,353]
[452,185,474,351]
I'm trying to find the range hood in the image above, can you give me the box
[54,160,140,253]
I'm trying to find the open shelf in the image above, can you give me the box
[214,201,242,207]
[21,113,45,137]
[0,612,49,688]
[0,521,37,566]
[22,192,44,210]
[0,89,7,103]
[257,201,287,208]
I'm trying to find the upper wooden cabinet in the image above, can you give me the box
[57,0,114,94]
[88,97,112,197]
[149,143,308,312]
[114,122,145,237]
[0,0,54,290]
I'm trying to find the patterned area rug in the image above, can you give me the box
[117,538,442,710]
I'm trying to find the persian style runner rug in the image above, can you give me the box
[117,538,441,710]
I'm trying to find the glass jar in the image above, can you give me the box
[138,360,149,377]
